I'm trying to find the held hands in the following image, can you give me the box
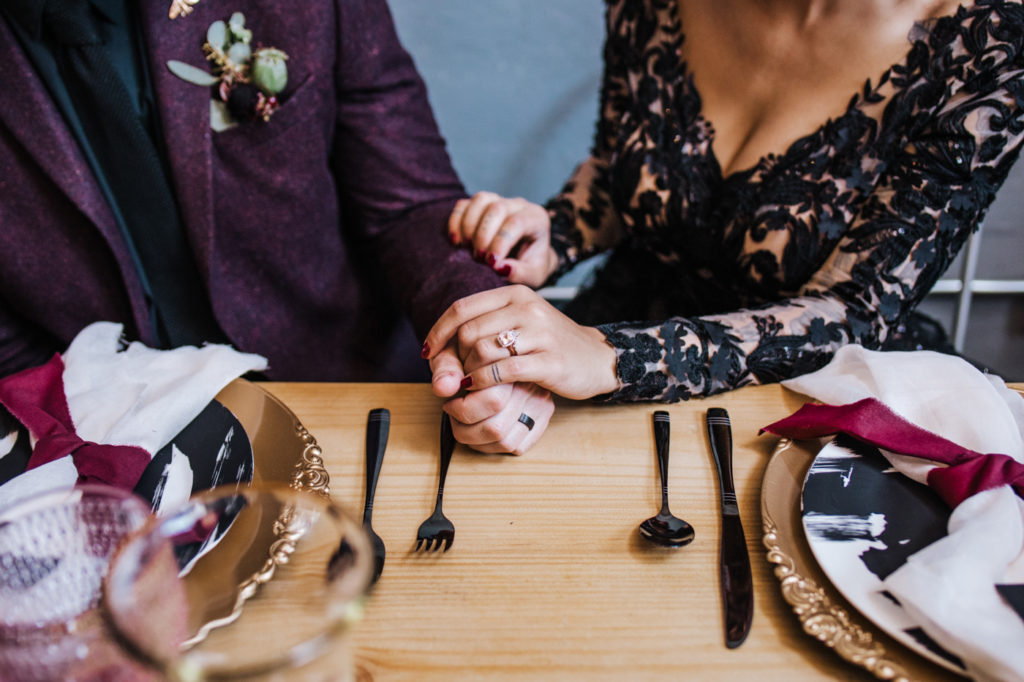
[449,192,559,288]
[434,194,612,455]
[425,285,620,401]
[429,345,554,455]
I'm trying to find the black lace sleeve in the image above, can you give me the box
[597,48,1024,402]
[544,0,635,282]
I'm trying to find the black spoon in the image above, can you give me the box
[639,411,695,547]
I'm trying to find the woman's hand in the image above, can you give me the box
[424,285,620,400]
[449,192,558,288]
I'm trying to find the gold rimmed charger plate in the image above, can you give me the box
[760,438,965,681]
[172,379,332,645]
[216,379,329,494]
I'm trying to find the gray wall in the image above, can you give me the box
[389,1,603,203]
[390,0,1024,380]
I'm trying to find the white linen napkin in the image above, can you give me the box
[783,345,1024,681]
[0,322,267,514]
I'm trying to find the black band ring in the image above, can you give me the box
[517,413,535,431]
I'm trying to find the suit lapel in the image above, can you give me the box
[139,0,215,280]
[0,16,118,241]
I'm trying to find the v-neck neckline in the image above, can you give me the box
[663,0,976,183]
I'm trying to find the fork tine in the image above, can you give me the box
[415,537,424,551]
[443,536,452,552]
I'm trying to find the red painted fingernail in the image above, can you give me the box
[486,253,496,266]
[474,249,484,261]
[449,232,460,246]
[420,342,430,358]
[497,264,512,277]
[459,376,473,389]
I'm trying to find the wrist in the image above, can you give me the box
[585,326,620,397]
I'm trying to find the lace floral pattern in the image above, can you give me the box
[547,0,1024,402]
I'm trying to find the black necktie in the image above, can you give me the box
[24,0,223,347]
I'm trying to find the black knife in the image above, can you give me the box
[328,408,389,584]
[706,407,753,648]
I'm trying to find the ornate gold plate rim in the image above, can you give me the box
[217,378,331,497]
[179,378,333,648]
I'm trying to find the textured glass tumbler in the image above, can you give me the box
[104,484,374,681]
[0,484,155,681]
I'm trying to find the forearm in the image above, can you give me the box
[594,294,862,402]
[371,198,506,339]
[331,0,505,339]
[545,157,624,281]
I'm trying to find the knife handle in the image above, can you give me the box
[653,411,671,511]
[364,408,390,523]
[706,407,737,515]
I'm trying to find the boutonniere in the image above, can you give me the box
[166,12,289,131]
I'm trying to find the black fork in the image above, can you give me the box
[415,413,456,552]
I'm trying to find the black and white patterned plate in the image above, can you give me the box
[800,434,966,673]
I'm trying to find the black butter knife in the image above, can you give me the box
[363,408,390,584]
[327,408,389,585]
[706,407,753,648]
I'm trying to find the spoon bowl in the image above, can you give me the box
[638,411,695,548]
[639,510,695,547]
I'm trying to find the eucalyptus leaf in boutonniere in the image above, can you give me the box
[166,12,289,131]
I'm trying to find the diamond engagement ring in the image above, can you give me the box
[496,329,520,356]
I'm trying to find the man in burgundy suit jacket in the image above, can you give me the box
[0,0,506,382]
[0,0,555,452]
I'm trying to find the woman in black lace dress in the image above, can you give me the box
[425,0,1024,422]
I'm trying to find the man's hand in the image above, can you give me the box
[429,343,553,455]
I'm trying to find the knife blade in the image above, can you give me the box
[706,407,753,648]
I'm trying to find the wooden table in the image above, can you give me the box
[260,382,970,681]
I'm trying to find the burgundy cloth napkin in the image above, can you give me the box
[762,397,1024,508]
[0,354,149,490]
[0,322,268,514]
